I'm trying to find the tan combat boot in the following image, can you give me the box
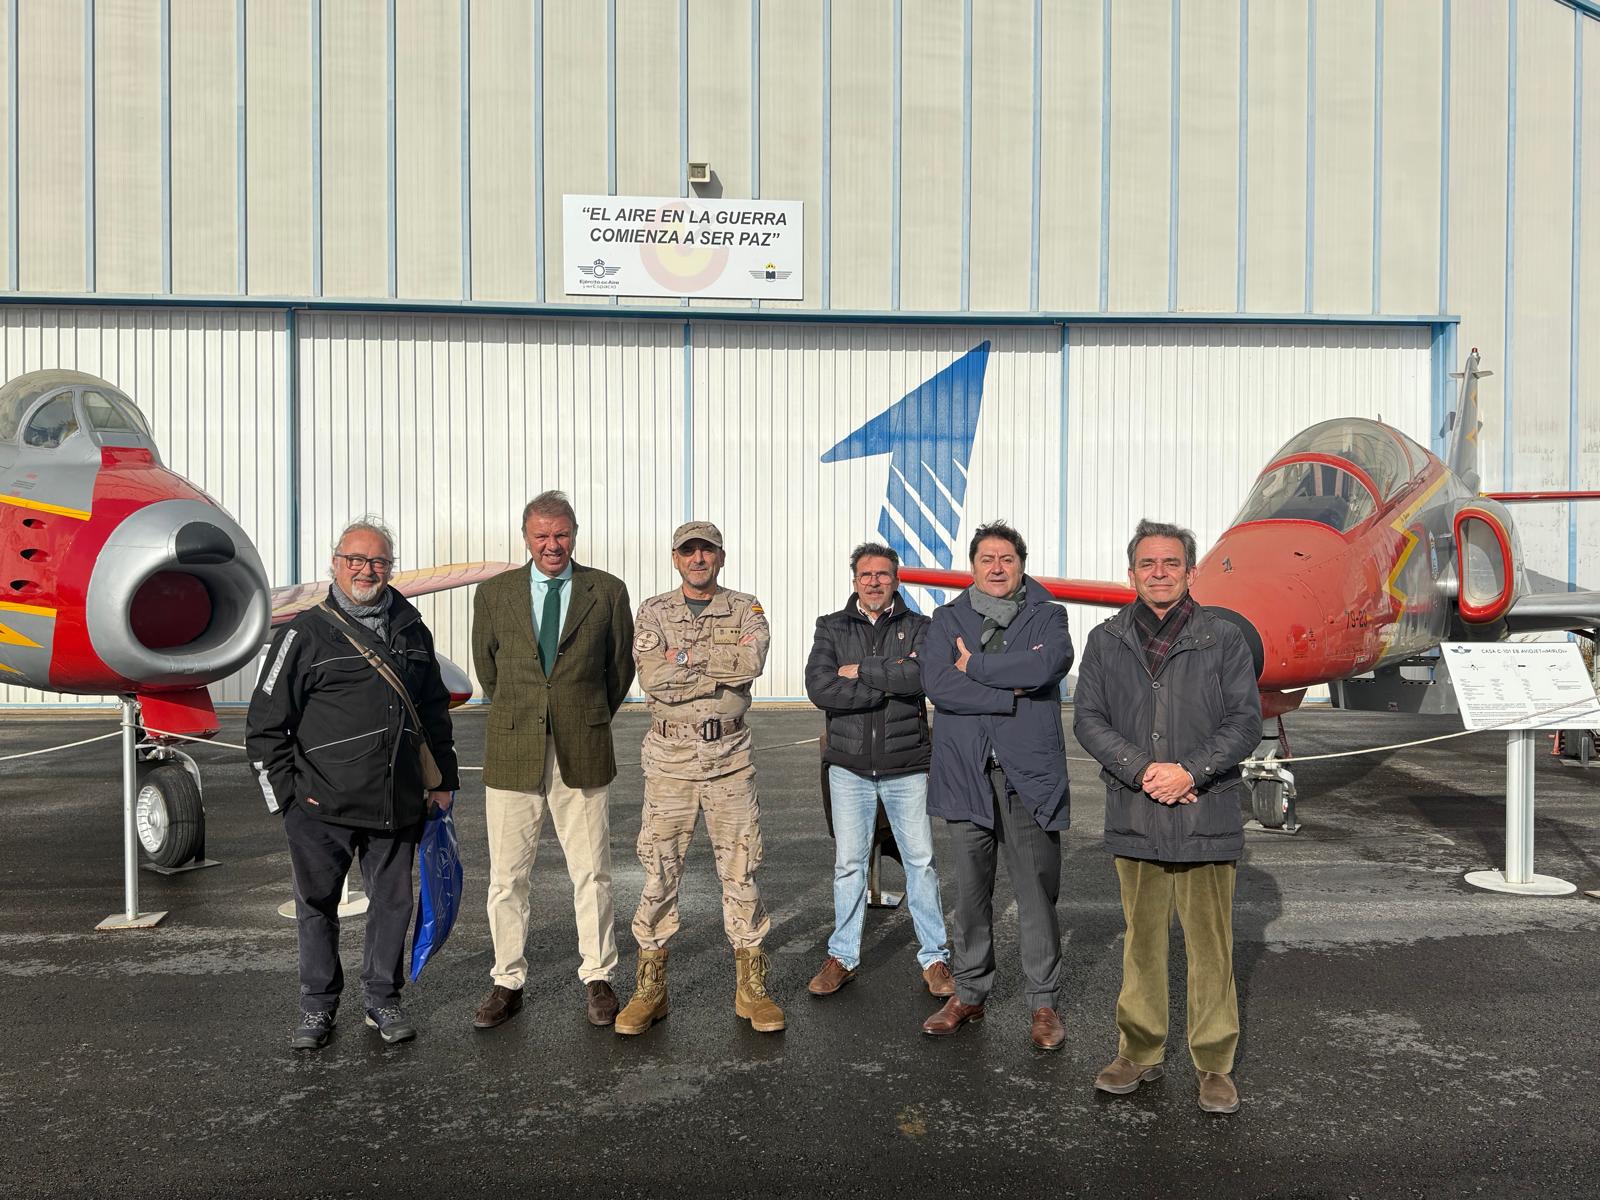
[733,946,786,1033]
[614,949,669,1036]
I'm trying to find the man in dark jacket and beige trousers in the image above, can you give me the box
[920,521,1074,1050]
[1074,519,1262,1115]
[470,491,635,1029]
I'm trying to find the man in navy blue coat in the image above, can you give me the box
[919,521,1074,1049]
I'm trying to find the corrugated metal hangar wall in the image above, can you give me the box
[0,308,1430,702]
[0,0,1593,703]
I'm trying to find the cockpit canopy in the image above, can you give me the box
[0,370,156,456]
[1233,418,1429,533]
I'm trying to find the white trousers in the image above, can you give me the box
[484,735,617,986]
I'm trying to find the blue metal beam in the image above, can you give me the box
[1439,0,1451,314]
[1237,0,1250,311]
[7,0,16,291]
[1099,0,1111,312]
[460,0,472,301]
[386,0,397,297]
[310,0,322,297]
[1029,0,1041,312]
[533,0,545,301]
[1305,0,1316,312]
[84,0,95,293]
[1373,0,1385,314]
[1570,14,1583,589]
[160,0,171,294]
[0,291,1461,329]
[1503,0,1518,490]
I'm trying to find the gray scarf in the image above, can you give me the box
[332,583,391,643]
[967,583,1025,649]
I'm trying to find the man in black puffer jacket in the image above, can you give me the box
[247,517,460,1051]
[803,543,953,1000]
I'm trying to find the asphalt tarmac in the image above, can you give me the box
[2,706,1598,1199]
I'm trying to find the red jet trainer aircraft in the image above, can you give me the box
[0,369,511,867]
[902,351,1600,827]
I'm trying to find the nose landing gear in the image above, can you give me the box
[1244,716,1300,833]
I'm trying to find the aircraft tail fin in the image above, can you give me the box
[1444,348,1491,491]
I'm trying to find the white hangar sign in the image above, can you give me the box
[564,195,804,301]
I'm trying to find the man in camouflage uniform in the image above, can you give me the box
[614,521,784,1035]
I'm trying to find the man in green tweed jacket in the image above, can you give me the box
[469,491,635,1029]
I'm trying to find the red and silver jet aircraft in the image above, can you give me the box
[0,369,510,866]
[902,351,1600,825]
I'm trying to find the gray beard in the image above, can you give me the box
[341,580,387,605]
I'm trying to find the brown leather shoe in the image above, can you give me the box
[807,956,857,996]
[1094,1054,1164,1094]
[1029,1006,1066,1051]
[1197,1070,1240,1114]
[585,980,619,1027]
[921,996,985,1036]
[921,960,955,997]
[472,984,523,1030]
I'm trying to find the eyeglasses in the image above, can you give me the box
[334,553,396,574]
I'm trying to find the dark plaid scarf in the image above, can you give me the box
[1131,591,1196,676]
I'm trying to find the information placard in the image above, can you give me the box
[563,195,804,300]
[1440,641,1600,731]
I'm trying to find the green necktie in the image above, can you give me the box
[539,578,565,675]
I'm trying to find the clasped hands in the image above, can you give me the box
[1142,762,1196,805]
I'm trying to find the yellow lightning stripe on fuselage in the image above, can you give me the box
[1383,469,1452,607]
[0,493,92,520]
[0,601,54,673]
[0,600,56,618]
[0,599,53,652]
[0,620,41,648]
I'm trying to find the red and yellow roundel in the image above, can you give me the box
[642,234,729,294]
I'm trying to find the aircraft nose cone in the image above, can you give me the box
[174,521,236,565]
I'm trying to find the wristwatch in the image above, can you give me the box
[675,648,689,666]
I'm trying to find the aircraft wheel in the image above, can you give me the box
[136,764,204,868]
[1248,777,1288,829]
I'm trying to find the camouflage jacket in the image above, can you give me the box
[633,587,770,780]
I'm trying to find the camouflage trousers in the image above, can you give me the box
[631,765,770,951]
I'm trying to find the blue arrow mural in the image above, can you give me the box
[820,341,991,611]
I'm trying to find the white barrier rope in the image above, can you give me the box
[0,730,121,763]
[1245,697,1597,767]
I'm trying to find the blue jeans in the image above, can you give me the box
[826,766,949,970]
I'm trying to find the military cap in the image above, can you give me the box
[671,520,724,551]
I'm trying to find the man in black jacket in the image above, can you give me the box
[247,518,460,1051]
[803,543,952,999]
[1073,519,1261,1115]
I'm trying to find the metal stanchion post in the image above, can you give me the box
[1506,729,1534,886]
[97,698,168,930]
[277,868,369,919]
[866,841,903,909]
[1465,728,1575,896]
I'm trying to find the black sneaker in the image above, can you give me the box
[290,1009,336,1050]
[363,1005,417,1044]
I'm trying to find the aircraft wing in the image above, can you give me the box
[268,561,519,626]
[898,567,1135,607]
[1504,589,1600,634]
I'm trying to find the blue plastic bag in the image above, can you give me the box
[410,803,463,982]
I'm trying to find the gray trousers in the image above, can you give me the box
[946,765,1062,1010]
[284,802,419,1013]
